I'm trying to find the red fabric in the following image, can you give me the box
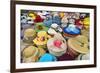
[53,40,62,48]
[34,15,44,22]
[75,19,84,29]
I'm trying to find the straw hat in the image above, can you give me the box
[22,46,39,62]
[23,28,36,43]
[68,35,89,54]
[22,46,46,63]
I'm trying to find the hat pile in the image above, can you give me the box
[20,10,90,63]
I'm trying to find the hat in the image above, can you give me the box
[35,22,49,32]
[23,28,36,43]
[39,53,57,62]
[68,35,89,54]
[47,33,67,56]
[63,24,81,35]
[33,31,48,46]
[22,46,39,62]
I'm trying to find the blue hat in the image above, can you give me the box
[43,17,53,27]
[53,16,61,25]
[63,24,80,35]
[39,53,57,62]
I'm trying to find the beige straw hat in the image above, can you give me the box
[68,35,89,54]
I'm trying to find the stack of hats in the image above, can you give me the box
[20,10,90,63]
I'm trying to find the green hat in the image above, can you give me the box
[35,22,49,32]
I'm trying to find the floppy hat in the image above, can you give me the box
[67,35,89,58]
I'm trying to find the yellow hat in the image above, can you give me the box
[37,31,47,37]
[59,12,64,18]
[33,31,48,45]
[83,17,90,29]
[28,12,36,19]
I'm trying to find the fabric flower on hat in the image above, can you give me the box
[47,33,67,56]
[33,31,48,45]
[33,31,51,49]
